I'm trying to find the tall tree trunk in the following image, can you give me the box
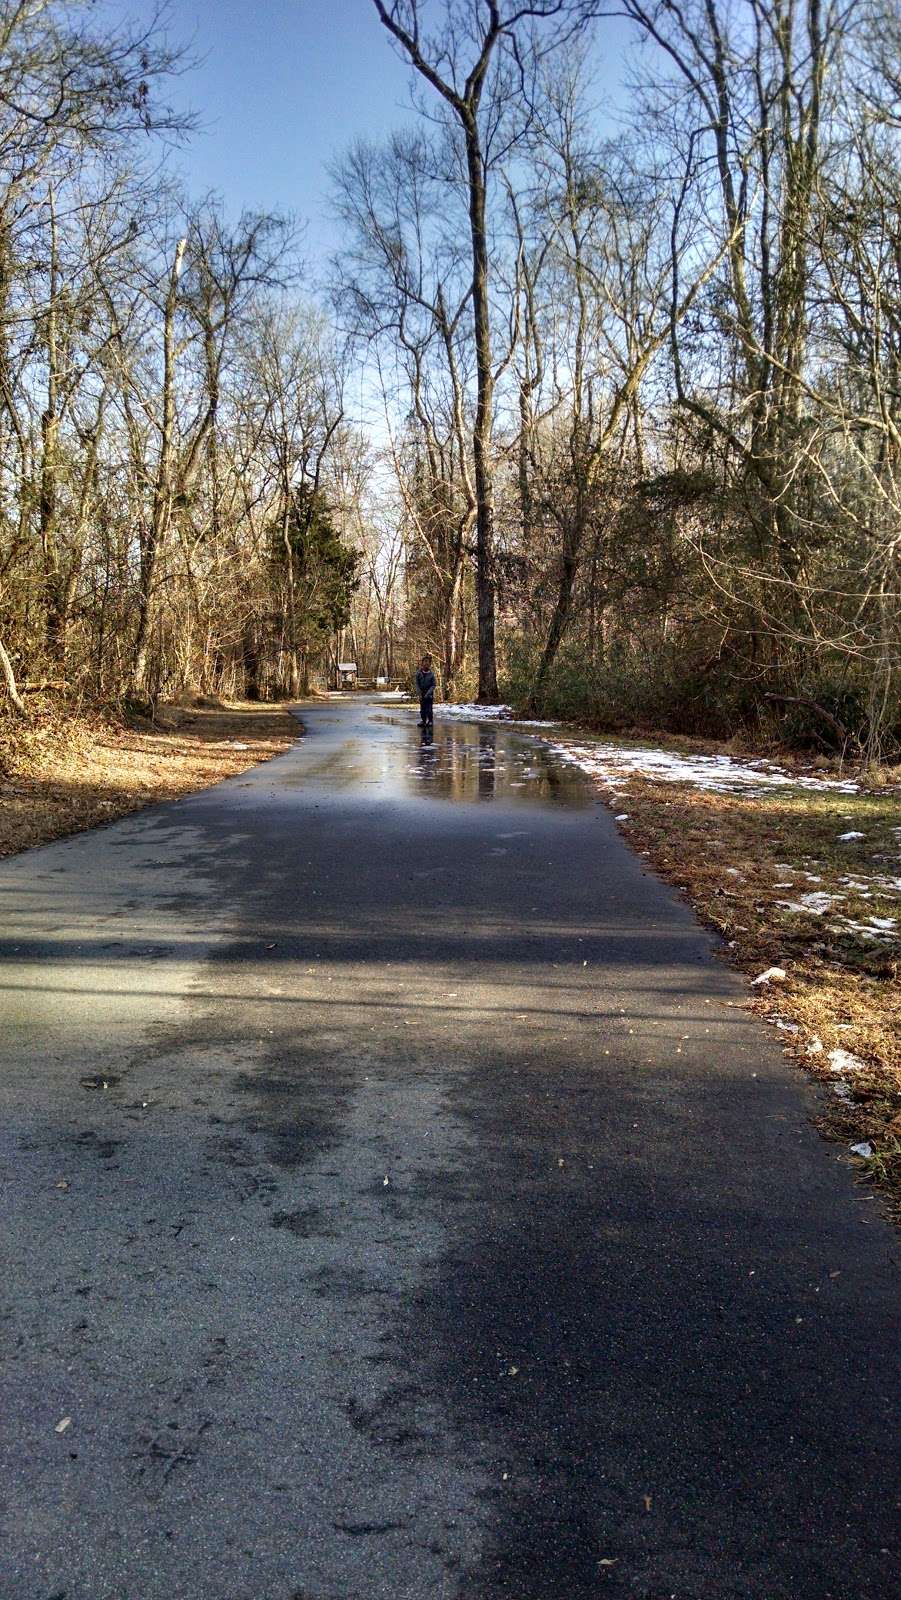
[444,555,465,693]
[132,236,187,696]
[464,115,499,702]
[40,188,63,665]
[371,4,505,702]
[0,636,26,716]
[530,510,584,706]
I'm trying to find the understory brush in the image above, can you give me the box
[503,637,900,760]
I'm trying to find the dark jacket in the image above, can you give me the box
[415,668,436,700]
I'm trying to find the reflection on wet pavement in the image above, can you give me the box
[287,708,591,808]
[407,721,591,806]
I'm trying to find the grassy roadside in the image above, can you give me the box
[0,697,298,858]
[541,727,900,1219]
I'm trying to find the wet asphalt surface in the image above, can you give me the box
[1,696,898,1600]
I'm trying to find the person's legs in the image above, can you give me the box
[424,696,433,727]
[419,696,427,725]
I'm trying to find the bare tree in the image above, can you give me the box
[0,0,190,712]
[506,55,731,699]
[333,131,476,691]
[372,0,596,699]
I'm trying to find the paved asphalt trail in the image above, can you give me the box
[1,697,897,1600]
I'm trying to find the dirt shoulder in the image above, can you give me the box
[539,726,900,1219]
[0,698,298,858]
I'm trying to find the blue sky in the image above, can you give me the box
[143,1,417,272]
[115,1,635,281]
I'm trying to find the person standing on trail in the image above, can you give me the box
[415,655,436,728]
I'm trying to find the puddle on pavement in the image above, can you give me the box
[288,713,592,809]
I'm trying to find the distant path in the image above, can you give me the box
[1,697,897,1600]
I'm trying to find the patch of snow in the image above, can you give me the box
[752,966,787,985]
[437,705,558,726]
[724,867,742,877]
[849,1141,873,1158]
[837,916,898,941]
[543,741,859,796]
[833,1083,853,1100]
[828,1048,866,1073]
[777,891,840,916]
[614,813,630,821]
[438,703,515,720]
[837,831,865,841]
[807,1037,824,1055]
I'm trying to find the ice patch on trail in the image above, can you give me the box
[543,741,859,796]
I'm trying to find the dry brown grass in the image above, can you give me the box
[0,696,297,857]
[549,731,901,1218]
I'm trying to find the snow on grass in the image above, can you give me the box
[828,1048,867,1073]
[543,740,859,796]
[776,891,839,915]
[537,734,897,950]
[834,915,898,941]
[436,703,517,721]
[771,882,897,941]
